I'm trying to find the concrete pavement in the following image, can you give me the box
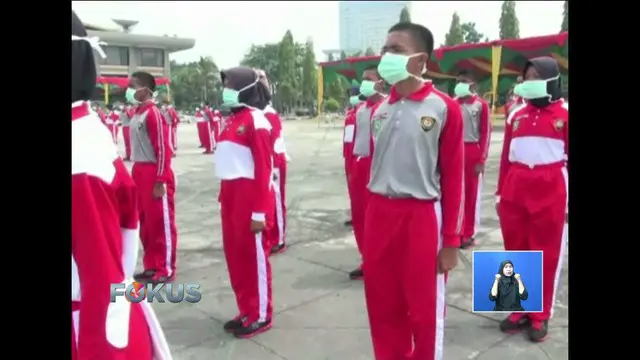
[120,119,568,360]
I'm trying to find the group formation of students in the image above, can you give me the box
[72,9,292,359]
[338,22,568,359]
[72,8,567,359]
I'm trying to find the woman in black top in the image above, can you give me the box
[489,260,528,311]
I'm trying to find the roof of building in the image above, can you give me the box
[82,21,195,53]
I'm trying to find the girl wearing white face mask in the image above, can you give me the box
[495,57,568,343]
[215,66,276,338]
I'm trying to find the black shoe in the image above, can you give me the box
[223,316,246,333]
[233,319,272,339]
[499,314,530,333]
[134,270,156,282]
[527,320,549,342]
[343,219,353,227]
[349,267,363,280]
[460,237,477,249]
[270,243,286,255]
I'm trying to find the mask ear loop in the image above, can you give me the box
[71,35,107,59]
[237,77,263,111]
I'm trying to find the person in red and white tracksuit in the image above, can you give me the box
[71,12,171,360]
[95,105,107,125]
[364,23,464,360]
[195,106,214,154]
[160,102,177,158]
[495,57,568,343]
[120,104,134,161]
[454,70,491,248]
[343,89,365,227]
[126,71,178,284]
[257,69,289,255]
[166,104,180,152]
[106,105,120,144]
[211,108,222,144]
[349,65,385,280]
[215,66,275,338]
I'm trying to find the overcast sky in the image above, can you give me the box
[72,1,565,69]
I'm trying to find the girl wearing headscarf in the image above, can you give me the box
[215,66,275,338]
[71,11,171,360]
[495,57,568,343]
[489,260,527,312]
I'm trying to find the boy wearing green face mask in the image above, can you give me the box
[349,65,386,281]
[364,22,464,360]
[454,70,491,249]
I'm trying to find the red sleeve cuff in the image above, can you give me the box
[443,235,461,248]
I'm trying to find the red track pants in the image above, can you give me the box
[72,302,153,360]
[122,126,131,159]
[363,194,446,360]
[344,156,356,221]
[463,143,484,238]
[268,159,287,247]
[170,124,178,151]
[220,178,274,324]
[131,163,178,279]
[212,121,220,144]
[349,156,372,263]
[107,123,118,144]
[498,163,568,322]
[197,121,214,152]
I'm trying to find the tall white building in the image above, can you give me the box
[339,1,411,54]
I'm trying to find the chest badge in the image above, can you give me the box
[554,119,565,131]
[372,118,383,138]
[420,116,436,132]
[236,124,246,135]
[512,119,520,132]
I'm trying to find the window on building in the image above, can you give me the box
[136,48,165,67]
[101,46,129,66]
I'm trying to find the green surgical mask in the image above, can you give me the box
[517,76,559,99]
[125,88,140,105]
[454,83,473,97]
[359,80,378,97]
[377,52,425,85]
[222,79,260,107]
[349,96,361,106]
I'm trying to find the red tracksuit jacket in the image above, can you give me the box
[263,106,285,168]
[108,111,120,124]
[215,107,273,217]
[343,104,361,163]
[135,102,174,183]
[168,107,180,125]
[72,101,158,359]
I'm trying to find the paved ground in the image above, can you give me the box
[119,119,568,360]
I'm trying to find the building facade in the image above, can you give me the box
[338,1,411,54]
[85,22,195,79]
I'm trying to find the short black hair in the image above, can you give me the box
[204,101,211,106]
[457,70,475,81]
[388,22,434,58]
[363,64,380,79]
[131,71,156,92]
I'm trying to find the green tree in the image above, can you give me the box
[399,6,411,23]
[169,56,220,109]
[326,79,345,106]
[561,1,568,32]
[328,53,335,61]
[324,98,340,112]
[240,43,280,95]
[301,39,318,109]
[444,12,464,46]
[461,22,484,44]
[364,47,376,56]
[340,50,347,60]
[277,30,299,112]
[484,37,490,42]
[499,1,520,39]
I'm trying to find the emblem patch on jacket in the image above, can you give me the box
[372,118,383,139]
[420,116,436,132]
[512,119,520,132]
[554,119,565,131]
[237,125,246,135]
